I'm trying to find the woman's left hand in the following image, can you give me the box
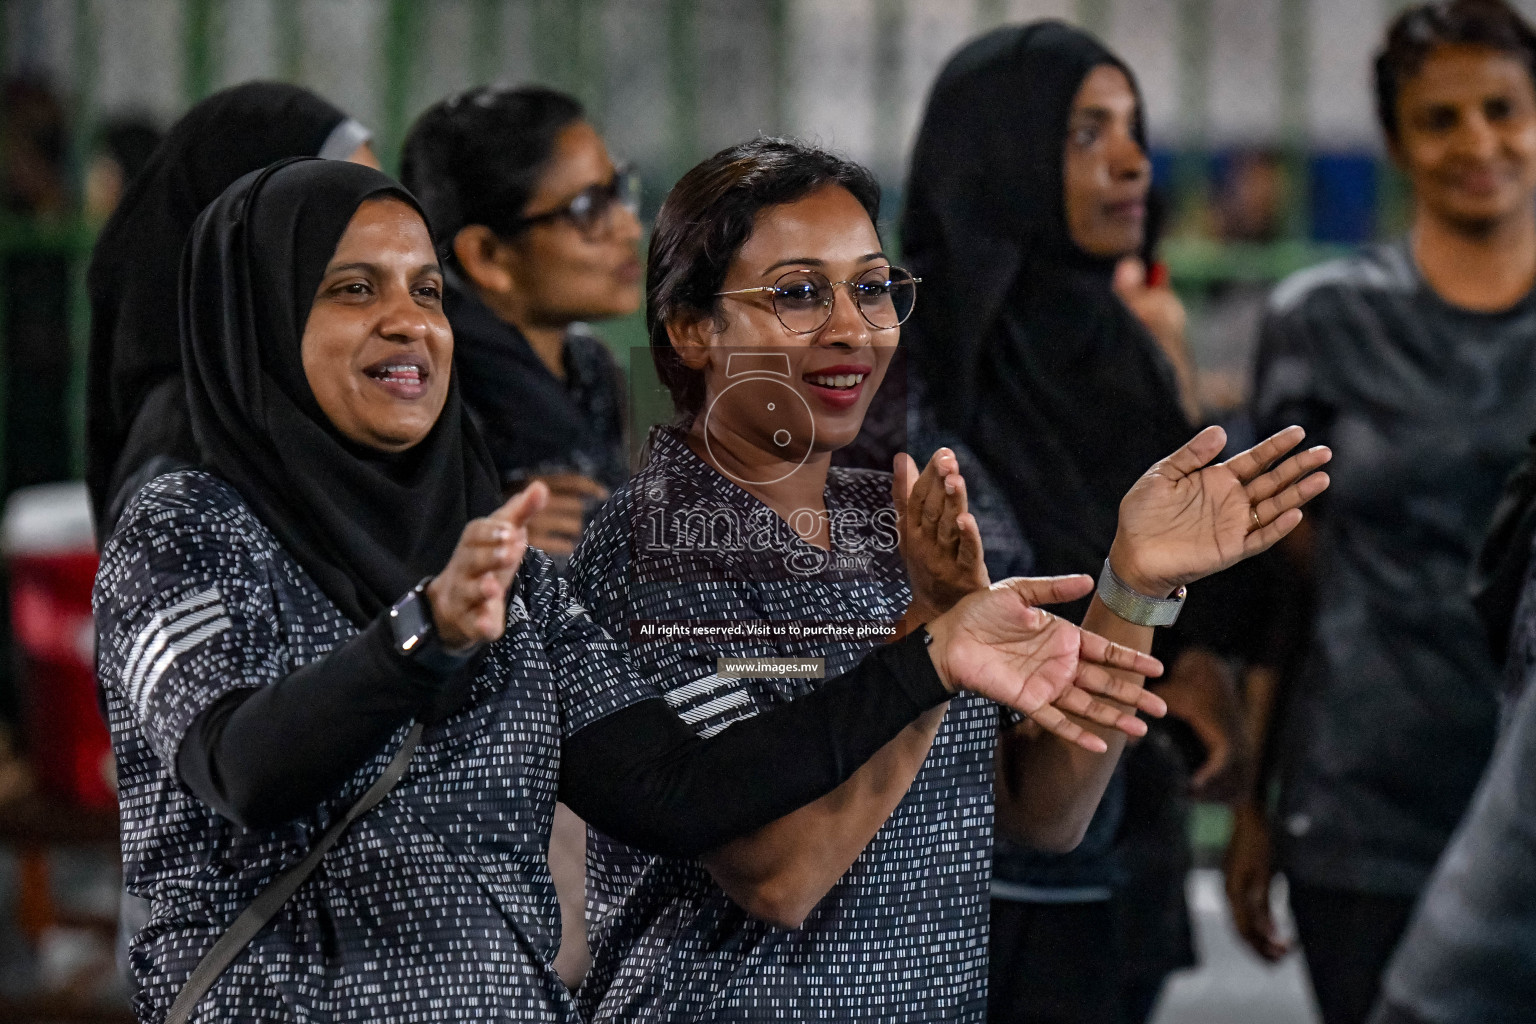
[1107,425,1331,597]
[894,448,990,614]
[925,575,1168,752]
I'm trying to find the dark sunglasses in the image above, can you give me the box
[507,163,640,238]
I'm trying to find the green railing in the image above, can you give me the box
[1161,237,1354,287]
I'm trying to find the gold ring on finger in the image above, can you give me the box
[1249,505,1262,533]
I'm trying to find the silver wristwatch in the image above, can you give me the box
[1096,559,1186,627]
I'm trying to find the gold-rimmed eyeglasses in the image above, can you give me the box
[715,266,920,334]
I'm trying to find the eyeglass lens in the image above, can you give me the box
[772,267,916,333]
[568,169,641,234]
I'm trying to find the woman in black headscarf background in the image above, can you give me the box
[902,21,1252,1023]
[84,81,378,543]
[904,22,1192,580]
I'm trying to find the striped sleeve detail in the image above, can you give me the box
[122,586,233,720]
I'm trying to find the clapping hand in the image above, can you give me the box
[427,481,550,651]
[1108,425,1331,598]
[893,448,989,614]
[925,576,1169,753]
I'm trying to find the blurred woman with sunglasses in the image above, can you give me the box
[402,85,643,985]
[403,86,642,562]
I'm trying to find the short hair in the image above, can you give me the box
[1375,0,1536,142]
[647,137,882,417]
[400,85,585,254]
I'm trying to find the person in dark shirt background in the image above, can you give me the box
[1228,3,1536,1022]
[403,86,640,561]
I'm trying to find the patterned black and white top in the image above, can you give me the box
[570,427,1001,1022]
[95,470,649,1022]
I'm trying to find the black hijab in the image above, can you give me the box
[901,22,1191,577]
[180,158,501,626]
[86,82,351,541]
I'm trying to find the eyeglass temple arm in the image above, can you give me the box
[714,286,781,298]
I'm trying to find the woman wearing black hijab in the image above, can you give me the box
[903,23,1192,575]
[93,156,1154,1022]
[84,81,377,543]
[903,22,1251,1024]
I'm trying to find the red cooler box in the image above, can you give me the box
[2,482,112,808]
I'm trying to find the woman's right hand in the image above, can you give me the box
[427,482,550,651]
[924,576,1169,752]
[893,448,989,615]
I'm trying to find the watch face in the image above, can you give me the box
[390,590,432,652]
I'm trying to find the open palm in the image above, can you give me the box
[1109,425,1331,597]
[933,576,1167,752]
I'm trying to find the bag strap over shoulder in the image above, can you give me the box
[164,721,424,1024]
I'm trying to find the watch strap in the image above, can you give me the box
[1096,559,1185,627]
[389,577,481,675]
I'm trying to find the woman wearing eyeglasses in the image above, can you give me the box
[403,86,641,561]
[567,136,1330,1022]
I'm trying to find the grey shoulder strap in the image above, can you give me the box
[164,722,424,1024]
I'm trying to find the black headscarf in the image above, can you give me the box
[180,158,501,626]
[86,82,352,541]
[901,22,1191,577]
